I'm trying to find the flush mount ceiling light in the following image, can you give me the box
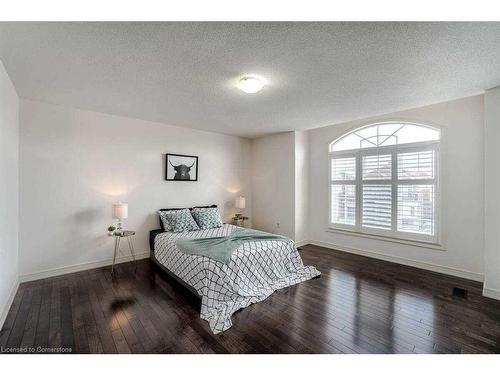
[237,76,265,94]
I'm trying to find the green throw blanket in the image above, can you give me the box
[176,228,290,264]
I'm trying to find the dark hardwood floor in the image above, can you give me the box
[2,244,500,354]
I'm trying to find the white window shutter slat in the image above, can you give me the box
[397,185,435,235]
[362,154,392,180]
[331,184,356,225]
[331,157,356,181]
[398,151,434,180]
[362,185,392,230]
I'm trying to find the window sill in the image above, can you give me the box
[326,227,445,251]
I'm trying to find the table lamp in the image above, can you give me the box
[235,196,246,210]
[233,196,248,227]
[112,202,128,233]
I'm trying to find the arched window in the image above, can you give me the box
[329,122,440,243]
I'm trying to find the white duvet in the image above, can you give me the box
[153,224,321,333]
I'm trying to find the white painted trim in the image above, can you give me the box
[295,240,309,248]
[325,228,444,251]
[483,287,500,301]
[0,278,20,330]
[308,239,484,282]
[19,251,150,283]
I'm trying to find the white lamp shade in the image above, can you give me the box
[112,203,128,219]
[235,196,246,209]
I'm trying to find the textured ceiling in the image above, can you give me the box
[0,22,499,138]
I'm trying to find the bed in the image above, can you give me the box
[149,222,321,333]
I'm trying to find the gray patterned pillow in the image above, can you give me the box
[191,207,223,229]
[158,209,199,232]
[158,210,173,231]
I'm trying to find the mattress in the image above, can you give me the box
[153,224,320,333]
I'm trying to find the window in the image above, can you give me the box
[329,122,440,243]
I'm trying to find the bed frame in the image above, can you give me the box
[149,228,202,299]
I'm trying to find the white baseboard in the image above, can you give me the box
[0,278,20,330]
[295,240,309,248]
[307,240,484,282]
[19,251,150,283]
[483,287,500,300]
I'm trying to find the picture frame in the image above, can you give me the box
[165,153,199,181]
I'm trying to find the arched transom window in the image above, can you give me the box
[329,122,440,243]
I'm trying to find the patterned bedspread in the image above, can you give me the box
[153,224,321,333]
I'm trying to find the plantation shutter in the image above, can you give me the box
[361,154,392,230]
[329,122,439,243]
[397,150,436,236]
[330,157,356,226]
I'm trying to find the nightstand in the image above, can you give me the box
[109,230,136,274]
[231,215,249,227]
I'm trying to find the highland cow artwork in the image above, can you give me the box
[165,153,198,181]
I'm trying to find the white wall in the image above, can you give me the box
[251,131,309,243]
[251,132,295,239]
[484,86,500,299]
[294,131,309,243]
[308,95,485,281]
[0,62,19,327]
[19,99,252,278]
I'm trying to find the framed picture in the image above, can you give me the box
[165,153,198,181]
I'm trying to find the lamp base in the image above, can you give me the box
[115,219,123,234]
